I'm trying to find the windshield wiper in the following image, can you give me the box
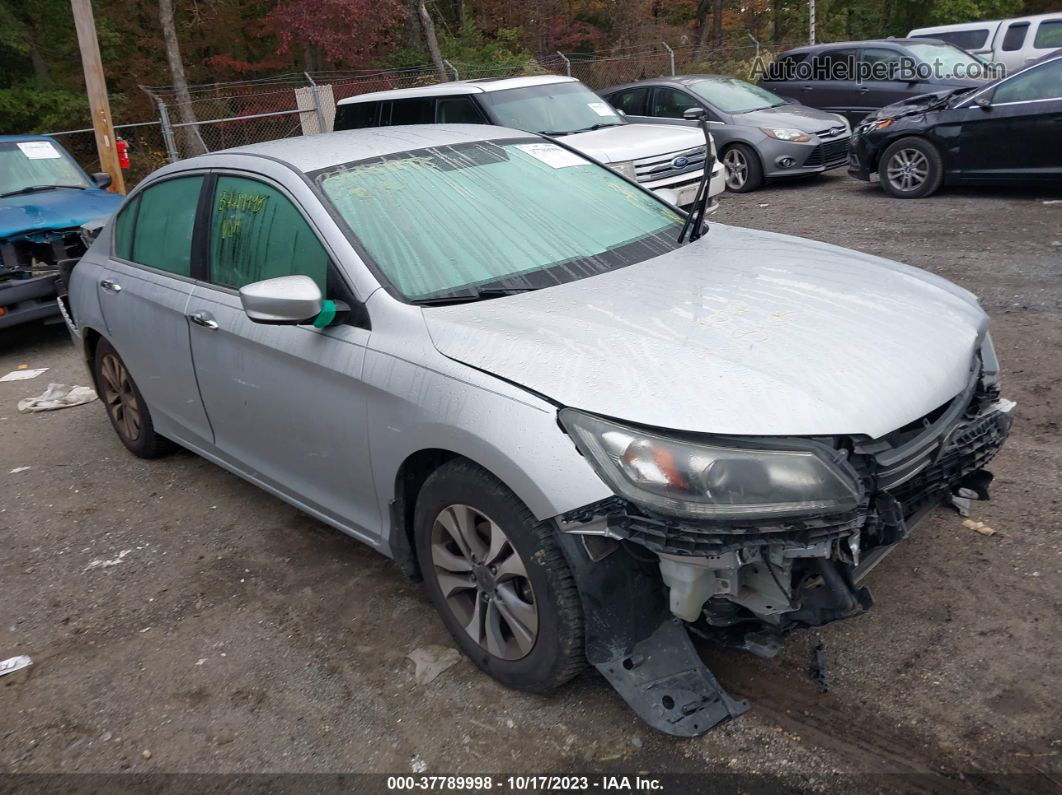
[677,110,718,245]
[0,184,87,199]
[412,286,540,306]
[538,123,622,136]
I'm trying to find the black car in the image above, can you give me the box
[758,38,993,126]
[848,54,1062,198]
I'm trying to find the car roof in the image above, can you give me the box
[602,74,742,92]
[0,134,61,144]
[185,125,533,174]
[778,38,940,55]
[336,75,577,106]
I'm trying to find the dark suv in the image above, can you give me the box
[758,39,994,126]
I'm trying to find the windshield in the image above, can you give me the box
[315,140,683,302]
[0,140,91,196]
[477,82,624,136]
[905,41,991,79]
[689,78,785,113]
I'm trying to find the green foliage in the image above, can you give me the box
[0,80,123,133]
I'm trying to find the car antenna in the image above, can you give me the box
[677,107,717,245]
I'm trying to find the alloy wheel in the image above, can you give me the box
[99,352,142,442]
[430,504,538,660]
[723,149,748,190]
[886,148,929,193]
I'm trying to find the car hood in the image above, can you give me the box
[734,104,846,133]
[566,123,706,163]
[0,188,123,240]
[423,224,988,439]
[866,87,977,122]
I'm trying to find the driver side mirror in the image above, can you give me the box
[682,107,706,121]
[974,96,992,110]
[92,172,112,189]
[239,275,324,325]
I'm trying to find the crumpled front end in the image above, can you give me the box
[0,226,88,330]
[554,344,1013,736]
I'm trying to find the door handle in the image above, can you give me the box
[857,86,870,94]
[100,278,121,293]
[188,310,219,330]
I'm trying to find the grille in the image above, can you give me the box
[804,137,850,168]
[634,146,706,183]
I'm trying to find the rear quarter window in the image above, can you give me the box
[917,30,990,50]
[334,102,379,131]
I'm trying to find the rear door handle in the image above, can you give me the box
[857,86,870,94]
[100,278,121,293]
[188,310,219,330]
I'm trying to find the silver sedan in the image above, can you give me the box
[65,124,1012,736]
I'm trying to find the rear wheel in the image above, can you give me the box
[879,136,944,199]
[93,339,172,459]
[722,143,764,192]
[414,459,585,692]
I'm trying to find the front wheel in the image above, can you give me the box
[722,143,764,192]
[879,137,944,199]
[414,459,585,692]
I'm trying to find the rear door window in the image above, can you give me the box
[334,102,379,131]
[1033,19,1062,49]
[811,49,857,80]
[208,175,328,291]
[764,53,807,81]
[435,96,485,123]
[649,87,700,118]
[607,88,649,115]
[389,98,433,125]
[122,176,203,276]
[1001,22,1030,52]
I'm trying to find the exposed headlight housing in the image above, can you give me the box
[763,128,811,142]
[857,118,893,134]
[608,160,637,180]
[560,409,863,520]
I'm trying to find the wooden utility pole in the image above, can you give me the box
[70,0,125,194]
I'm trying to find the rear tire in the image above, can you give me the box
[414,459,585,692]
[93,339,173,459]
[722,143,764,192]
[879,136,944,199]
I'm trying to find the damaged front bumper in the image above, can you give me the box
[556,382,1014,736]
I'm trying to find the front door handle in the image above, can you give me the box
[100,278,121,293]
[188,310,219,330]
[857,86,870,94]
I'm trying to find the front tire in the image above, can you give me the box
[722,143,764,192]
[93,339,173,459]
[879,136,944,199]
[414,459,585,692]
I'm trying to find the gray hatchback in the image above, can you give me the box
[65,124,1013,737]
[602,76,851,192]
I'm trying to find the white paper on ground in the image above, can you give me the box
[17,383,98,413]
[0,368,48,382]
[515,143,586,169]
[17,141,61,159]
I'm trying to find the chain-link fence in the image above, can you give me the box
[44,39,801,187]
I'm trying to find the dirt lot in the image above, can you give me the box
[1,172,1060,792]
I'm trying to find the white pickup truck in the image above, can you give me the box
[909,13,1062,74]
[334,75,726,211]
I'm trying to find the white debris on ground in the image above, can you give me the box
[9,466,31,474]
[0,655,33,678]
[406,645,461,685]
[83,549,131,572]
[410,754,428,773]
[0,368,48,382]
[17,383,97,413]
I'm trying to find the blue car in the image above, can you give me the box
[0,135,123,330]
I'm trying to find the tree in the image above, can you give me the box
[157,0,206,155]
[416,0,449,80]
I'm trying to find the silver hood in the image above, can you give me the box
[423,224,988,439]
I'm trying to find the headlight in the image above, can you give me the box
[560,409,862,520]
[856,118,893,134]
[763,128,811,142]
[608,160,637,180]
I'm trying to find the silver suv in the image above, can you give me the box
[66,125,1013,737]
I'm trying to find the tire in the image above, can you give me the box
[878,136,944,199]
[722,143,764,192]
[93,339,173,459]
[414,459,585,692]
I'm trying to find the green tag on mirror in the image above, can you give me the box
[313,300,336,329]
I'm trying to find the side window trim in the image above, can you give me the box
[201,168,370,329]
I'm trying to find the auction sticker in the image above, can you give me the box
[515,143,586,169]
[588,101,617,117]
[17,141,61,159]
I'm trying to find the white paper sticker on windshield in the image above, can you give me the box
[17,141,61,160]
[588,102,617,117]
[515,143,586,169]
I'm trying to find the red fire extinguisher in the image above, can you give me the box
[116,138,130,170]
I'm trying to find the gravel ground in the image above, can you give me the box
[1,171,1060,792]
